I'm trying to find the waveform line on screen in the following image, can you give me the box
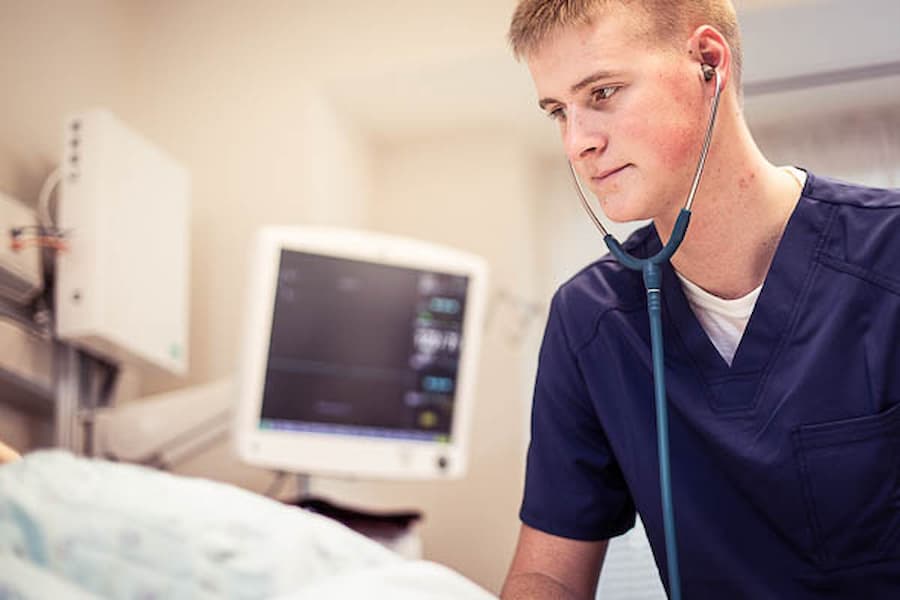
[267,356,415,384]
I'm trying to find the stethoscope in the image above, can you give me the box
[567,64,722,600]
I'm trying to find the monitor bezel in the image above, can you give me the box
[233,226,488,480]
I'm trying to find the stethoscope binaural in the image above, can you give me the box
[567,64,722,600]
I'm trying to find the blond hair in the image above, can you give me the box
[508,0,743,88]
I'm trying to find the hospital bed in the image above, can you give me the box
[0,450,496,599]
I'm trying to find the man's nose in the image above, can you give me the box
[563,106,608,163]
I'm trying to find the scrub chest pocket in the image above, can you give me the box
[792,401,900,570]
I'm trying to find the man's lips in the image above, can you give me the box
[590,165,629,183]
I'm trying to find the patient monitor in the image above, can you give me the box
[233,227,488,480]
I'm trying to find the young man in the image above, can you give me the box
[502,1,900,598]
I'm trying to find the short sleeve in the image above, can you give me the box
[520,291,635,541]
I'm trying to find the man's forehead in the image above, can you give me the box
[526,17,635,95]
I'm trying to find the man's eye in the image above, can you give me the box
[592,86,619,102]
[547,107,565,121]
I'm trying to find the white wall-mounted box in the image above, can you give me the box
[56,109,190,375]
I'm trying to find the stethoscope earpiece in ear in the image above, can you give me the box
[702,64,716,82]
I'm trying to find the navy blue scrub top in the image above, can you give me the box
[521,173,900,598]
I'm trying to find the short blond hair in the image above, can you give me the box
[508,0,743,88]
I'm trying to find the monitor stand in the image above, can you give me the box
[275,472,424,559]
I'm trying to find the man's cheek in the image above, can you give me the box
[660,124,702,170]
[625,117,698,170]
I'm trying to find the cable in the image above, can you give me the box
[8,229,68,252]
[37,167,63,228]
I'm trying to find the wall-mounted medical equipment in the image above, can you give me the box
[55,110,190,375]
[93,378,234,468]
[233,227,488,480]
[0,191,42,304]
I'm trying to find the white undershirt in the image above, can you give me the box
[675,166,807,366]
[675,274,761,366]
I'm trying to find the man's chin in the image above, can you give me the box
[597,201,652,224]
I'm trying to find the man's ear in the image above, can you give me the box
[687,25,732,91]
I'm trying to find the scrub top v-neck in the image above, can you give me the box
[520,172,900,598]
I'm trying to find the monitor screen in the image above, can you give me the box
[260,250,468,442]
[234,227,488,480]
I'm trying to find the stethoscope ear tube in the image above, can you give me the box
[604,209,692,272]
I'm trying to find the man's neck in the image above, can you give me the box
[654,112,803,300]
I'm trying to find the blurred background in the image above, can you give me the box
[1,0,898,595]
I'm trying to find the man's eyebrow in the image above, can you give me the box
[538,70,621,111]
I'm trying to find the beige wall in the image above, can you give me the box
[0,1,139,203]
